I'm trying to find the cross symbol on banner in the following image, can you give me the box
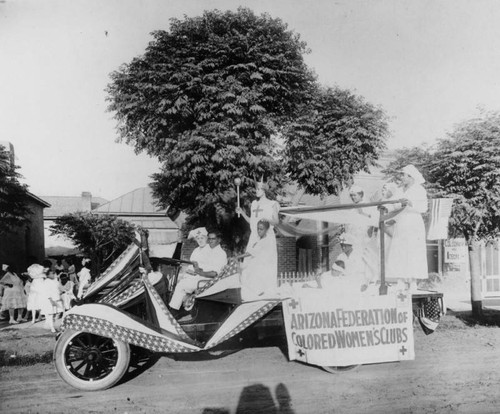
[252,204,263,218]
[399,345,407,355]
[397,292,407,302]
[297,348,305,357]
[289,299,300,309]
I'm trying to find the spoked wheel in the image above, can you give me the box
[54,329,130,391]
[322,364,360,374]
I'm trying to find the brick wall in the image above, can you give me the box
[181,236,299,275]
[277,237,297,274]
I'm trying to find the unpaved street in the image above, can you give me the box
[1,312,500,414]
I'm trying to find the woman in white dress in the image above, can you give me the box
[385,165,428,289]
[0,264,27,324]
[26,264,46,324]
[236,179,279,291]
[240,220,278,300]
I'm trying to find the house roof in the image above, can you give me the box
[93,187,167,216]
[41,193,108,218]
[27,192,51,208]
[119,216,179,230]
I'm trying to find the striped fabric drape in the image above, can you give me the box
[426,198,454,240]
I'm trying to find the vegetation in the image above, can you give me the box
[0,144,31,234]
[106,8,388,249]
[386,110,500,316]
[50,213,136,274]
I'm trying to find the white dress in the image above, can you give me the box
[77,267,91,299]
[0,272,27,310]
[59,280,76,310]
[246,197,279,287]
[241,233,278,300]
[27,277,45,312]
[39,278,64,316]
[385,184,428,281]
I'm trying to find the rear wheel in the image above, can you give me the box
[54,329,130,391]
[322,364,360,373]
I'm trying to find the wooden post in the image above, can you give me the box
[378,206,388,295]
[469,239,483,318]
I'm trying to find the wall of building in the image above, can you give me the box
[0,199,45,272]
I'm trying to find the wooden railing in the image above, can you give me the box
[278,271,317,286]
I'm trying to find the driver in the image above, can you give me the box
[168,229,227,315]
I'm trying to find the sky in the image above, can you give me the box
[1,0,500,201]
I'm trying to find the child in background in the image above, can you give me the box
[26,264,46,324]
[77,258,92,299]
[59,272,76,311]
[41,271,64,332]
[23,274,32,320]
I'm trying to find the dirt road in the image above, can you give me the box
[1,312,500,414]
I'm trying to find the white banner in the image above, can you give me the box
[282,287,415,367]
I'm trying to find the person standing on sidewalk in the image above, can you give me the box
[0,264,27,324]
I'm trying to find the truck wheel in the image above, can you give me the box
[54,329,130,391]
[322,364,360,373]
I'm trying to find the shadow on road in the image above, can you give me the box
[164,334,289,362]
[202,382,295,414]
[118,345,161,385]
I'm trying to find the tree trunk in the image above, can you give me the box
[468,239,483,318]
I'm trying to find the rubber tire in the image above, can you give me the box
[322,364,360,373]
[54,329,130,391]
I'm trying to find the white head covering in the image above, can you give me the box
[331,262,345,275]
[2,264,8,271]
[188,227,208,239]
[402,164,425,185]
[27,263,45,279]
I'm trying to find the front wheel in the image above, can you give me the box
[322,364,360,373]
[54,329,130,391]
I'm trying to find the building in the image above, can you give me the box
[0,141,50,271]
[92,187,182,258]
[0,192,50,272]
[42,192,108,257]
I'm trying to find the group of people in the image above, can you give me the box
[168,178,280,320]
[168,164,429,317]
[316,164,429,293]
[0,257,93,332]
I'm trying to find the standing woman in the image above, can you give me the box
[0,264,27,324]
[236,178,280,287]
[385,165,429,289]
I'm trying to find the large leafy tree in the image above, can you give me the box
[386,111,500,316]
[50,213,136,275]
[283,86,387,195]
[0,144,31,234]
[106,8,388,248]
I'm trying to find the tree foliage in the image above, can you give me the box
[106,8,388,245]
[0,145,31,234]
[50,213,136,273]
[283,86,387,195]
[385,111,500,242]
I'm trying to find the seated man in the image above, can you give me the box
[168,230,227,316]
